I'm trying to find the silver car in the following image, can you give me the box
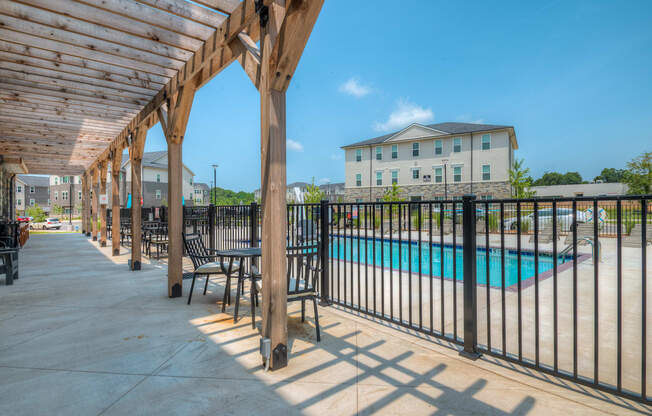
[503,208,587,231]
[44,218,62,230]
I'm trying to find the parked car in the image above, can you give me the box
[503,208,587,232]
[16,216,29,223]
[44,218,62,230]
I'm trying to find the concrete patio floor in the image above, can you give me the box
[0,234,649,415]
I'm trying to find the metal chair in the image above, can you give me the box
[251,244,321,341]
[182,233,239,305]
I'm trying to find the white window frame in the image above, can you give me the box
[453,165,462,182]
[482,164,491,181]
[17,199,21,206]
[391,144,398,159]
[355,174,362,187]
[16,185,21,192]
[391,170,398,185]
[375,146,382,161]
[30,186,35,193]
[54,191,58,201]
[78,191,82,200]
[375,171,382,186]
[481,134,491,150]
[156,173,161,183]
[156,190,162,200]
[453,137,462,153]
[434,166,443,183]
[434,139,442,155]
[355,149,362,162]
[29,198,35,206]
[62,191,68,201]
[412,142,419,157]
[411,167,420,180]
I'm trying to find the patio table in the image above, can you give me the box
[215,247,261,322]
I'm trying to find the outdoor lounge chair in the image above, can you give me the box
[564,222,594,246]
[529,223,560,244]
[251,244,322,341]
[623,224,652,248]
[182,233,239,305]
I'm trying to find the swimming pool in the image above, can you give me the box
[330,235,573,288]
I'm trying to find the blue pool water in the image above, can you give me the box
[330,236,572,288]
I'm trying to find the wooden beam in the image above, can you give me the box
[110,147,124,256]
[98,160,108,246]
[91,168,99,241]
[128,126,147,270]
[234,33,262,89]
[269,0,324,92]
[193,0,240,14]
[135,0,227,28]
[260,0,288,371]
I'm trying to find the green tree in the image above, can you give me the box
[382,182,404,202]
[533,171,584,186]
[594,167,627,183]
[51,204,63,215]
[509,159,536,197]
[624,151,652,194]
[26,204,47,222]
[210,187,255,205]
[303,178,325,204]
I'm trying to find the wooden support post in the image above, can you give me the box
[129,128,146,271]
[99,161,108,247]
[91,169,98,241]
[158,83,197,298]
[81,174,87,235]
[85,174,92,237]
[111,151,122,256]
[260,0,289,370]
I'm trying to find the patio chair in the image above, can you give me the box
[251,244,322,341]
[564,222,593,246]
[182,233,239,305]
[529,223,560,244]
[0,247,18,285]
[623,224,652,248]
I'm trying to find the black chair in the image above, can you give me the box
[251,244,321,341]
[0,233,19,285]
[182,233,239,305]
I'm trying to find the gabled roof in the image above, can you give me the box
[194,182,209,190]
[16,174,49,187]
[342,122,516,149]
[120,151,195,175]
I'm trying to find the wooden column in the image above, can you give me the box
[85,174,92,237]
[111,151,122,256]
[91,169,98,241]
[157,83,196,298]
[99,161,108,247]
[129,128,146,270]
[81,174,87,235]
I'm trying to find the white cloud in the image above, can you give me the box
[339,78,371,98]
[330,153,342,160]
[287,139,304,152]
[456,114,485,124]
[319,178,331,184]
[373,99,434,132]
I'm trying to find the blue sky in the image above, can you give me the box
[142,0,652,192]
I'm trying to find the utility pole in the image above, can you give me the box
[442,159,448,200]
[212,164,218,204]
[69,176,73,224]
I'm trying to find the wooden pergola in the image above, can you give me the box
[0,0,323,369]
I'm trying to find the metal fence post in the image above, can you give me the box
[249,201,258,248]
[460,194,481,360]
[319,199,331,305]
[208,204,216,250]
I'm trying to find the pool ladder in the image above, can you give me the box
[558,237,601,263]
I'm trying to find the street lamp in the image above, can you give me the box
[442,159,448,200]
[211,164,218,205]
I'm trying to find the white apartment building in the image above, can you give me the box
[342,122,518,201]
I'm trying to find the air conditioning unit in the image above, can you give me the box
[423,175,431,182]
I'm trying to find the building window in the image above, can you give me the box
[78,191,82,200]
[355,198,363,203]
[156,173,161,183]
[375,146,382,160]
[30,186,35,193]
[355,149,362,162]
[391,144,398,159]
[453,166,462,182]
[480,195,493,200]
[17,199,21,206]
[435,140,442,155]
[391,170,398,184]
[434,167,443,183]
[376,171,382,186]
[119,172,123,181]
[453,137,461,153]
[412,142,419,157]
[482,164,491,181]
[54,191,58,201]
[16,185,21,192]
[54,177,59,185]
[63,176,69,184]
[29,199,35,206]
[62,191,68,201]
[482,134,491,150]
[47,199,50,206]
[412,168,420,179]
[355,174,362,187]
[156,190,162,200]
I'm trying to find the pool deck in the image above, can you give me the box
[0,233,649,415]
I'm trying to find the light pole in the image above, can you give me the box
[442,159,448,200]
[211,164,218,204]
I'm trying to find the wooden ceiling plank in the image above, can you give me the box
[78,0,215,40]
[0,116,123,135]
[0,27,177,78]
[1,79,149,108]
[0,40,169,87]
[0,108,129,130]
[3,1,194,62]
[0,102,135,121]
[0,61,159,96]
[14,0,203,51]
[134,0,227,28]
[193,0,240,15]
